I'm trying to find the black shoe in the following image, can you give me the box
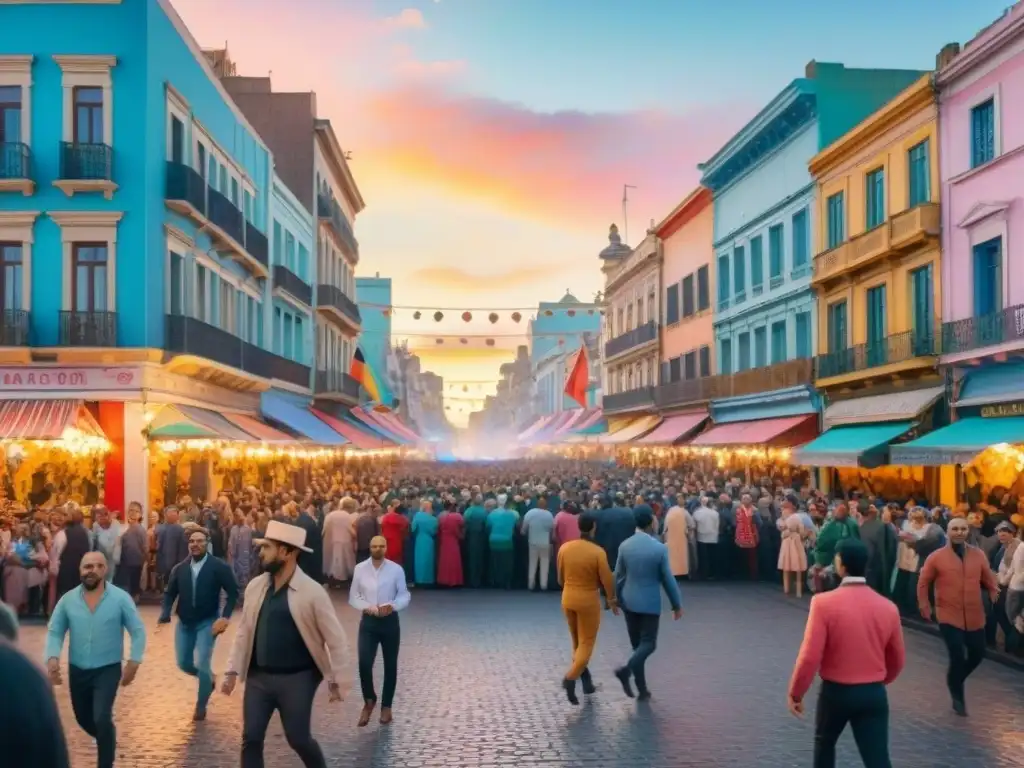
[637,690,652,701]
[952,698,967,717]
[581,672,596,696]
[613,667,635,698]
[562,678,579,706]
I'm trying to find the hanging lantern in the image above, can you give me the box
[511,312,522,323]
[462,311,472,322]
[462,385,468,392]
[587,309,595,315]
[382,308,392,317]
[485,338,495,347]
[488,312,499,324]
[434,311,444,322]
[567,309,575,317]
[544,310,553,316]
[435,338,444,344]
[413,311,422,320]
[460,338,468,345]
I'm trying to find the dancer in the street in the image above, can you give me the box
[45,551,146,768]
[223,521,348,768]
[350,535,411,726]
[158,526,239,721]
[556,511,618,704]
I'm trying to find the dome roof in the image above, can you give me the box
[559,290,580,304]
[598,223,631,260]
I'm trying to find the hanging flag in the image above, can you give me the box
[351,347,383,403]
[564,345,589,408]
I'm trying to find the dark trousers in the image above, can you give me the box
[241,668,326,768]
[813,681,890,768]
[697,542,718,579]
[358,613,401,708]
[623,610,660,694]
[490,548,513,589]
[115,564,142,598]
[69,663,121,768]
[466,532,487,588]
[938,624,985,703]
[986,587,1019,652]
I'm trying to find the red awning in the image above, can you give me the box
[553,408,587,436]
[0,399,105,440]
[689,414,817,447]
[518,413,555,442]
[311,408,391,450]
[528,410,576,444]
[221,413,295,443]
[374,409,421,442]
[636,411,708,445]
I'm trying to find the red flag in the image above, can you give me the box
[564,345,589,408]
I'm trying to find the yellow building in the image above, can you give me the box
[797,74,949,502]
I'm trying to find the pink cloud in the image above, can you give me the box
[384,8,427,29]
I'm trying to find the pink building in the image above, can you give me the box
[938,5,1024,359]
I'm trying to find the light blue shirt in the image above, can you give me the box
[190,553,208,605]
[522,507,555,547]
[44,584,146,669]
[349,558,411,612]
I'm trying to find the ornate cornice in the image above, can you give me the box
[0,55,33,74]
[48,211,123,227]
[936,4,1024,86]
[52,54,117,73]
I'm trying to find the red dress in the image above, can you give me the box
[436,512,465,587]
[380,511,410,565]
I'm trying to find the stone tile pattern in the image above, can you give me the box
[18,584,1024,767]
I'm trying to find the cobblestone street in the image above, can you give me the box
[20,584,1024,768]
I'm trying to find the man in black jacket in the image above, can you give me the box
[56,506,92,603]
[158,527,239,721]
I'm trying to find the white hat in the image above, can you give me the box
[254,520,312,553]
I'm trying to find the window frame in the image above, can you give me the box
[865,167,886,230]
[54,55,114,146]
[70,242,109,313]
[0,57,31,149]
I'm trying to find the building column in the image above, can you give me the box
[122,402,150,525]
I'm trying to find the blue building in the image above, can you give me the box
[269,172,314,373]
[529,292,600,416]
[698,61,924,430]
[355,274,394,405]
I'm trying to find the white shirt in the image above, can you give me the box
[1007,542,1024,592]
[349,558,411,613]
[692,505,720,543]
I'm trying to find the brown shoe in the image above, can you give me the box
[379,707,393,725]
[357,701,375,727]
[192,705,207,722]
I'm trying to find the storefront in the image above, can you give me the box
[602,413,662,447]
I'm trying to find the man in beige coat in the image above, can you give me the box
[663,503,695,578]
[221,521,348,768]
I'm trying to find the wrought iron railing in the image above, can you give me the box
[59,310,116,346]
[317,283,362,326]
[0,309,30,346]
[315,369,361,400]
[603,386,655,412]
[165,161,207,215]
[605,321,658,358]
[317,193,360,258]
[208,186,244,245]
[60,142,112,180]
[273,265,312,306]
[942,304,1024,355]
[0,142,30,180]
[815,328,938,379]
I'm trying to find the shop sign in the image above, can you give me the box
[0,366,138,391]
[980,402,1024,418]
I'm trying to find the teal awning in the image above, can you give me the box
[889,416,1024,466]
[794,421,913,467]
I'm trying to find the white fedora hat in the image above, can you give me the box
[254,520,313,553]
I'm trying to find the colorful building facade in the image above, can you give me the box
[529,292,600,418]
[355,274,394,405]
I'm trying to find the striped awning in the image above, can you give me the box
[517,413,556,443]
[147,404,257,442]
[600,414,662,444]
[374,409,421,442]
[352,407,410,445]
[0,399,105,440]
[220,412,296,443]
[312,408,392,450]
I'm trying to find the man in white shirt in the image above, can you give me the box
[691,498,720,581]
[349,535,411,727]
[522,496,555,591]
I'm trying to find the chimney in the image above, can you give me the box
[935,43,961,70]
[805,60,818,78]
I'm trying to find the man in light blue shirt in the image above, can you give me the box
[522,496,555,591]
[45,551,146,768]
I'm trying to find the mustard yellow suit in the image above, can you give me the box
[557,538,616,680]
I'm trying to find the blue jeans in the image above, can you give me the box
[175,619,216,709]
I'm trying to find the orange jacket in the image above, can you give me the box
[917,545,998,631]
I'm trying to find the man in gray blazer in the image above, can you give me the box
[613,506,683,700]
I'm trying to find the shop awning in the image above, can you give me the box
[553,408,588,436]
[889,416,1024,466]
[352,407,410,445]
[569,408,605,434]
[0,399,105,440]
[529,411,577,444]
[793,421,914,467]
[600,414,662,444]
[636,411,708,445]
[375,409,421,443]
[147,405,256,442]
[824,386,944,429]
[261,391,347,445]
[221,412,296,443]
[690,414,817,447]
[517,413,553,442]
[311,409,391,450]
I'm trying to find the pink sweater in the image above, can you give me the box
[789,582,905,701]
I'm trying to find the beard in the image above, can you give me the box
[82,576,101,591]
[263,559,285,574]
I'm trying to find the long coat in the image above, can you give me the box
[322,509,355,582]
[662,505,692,577]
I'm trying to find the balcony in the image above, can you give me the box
[273,265,313,306]
[59,310,117,347]
[55,142,116,199]
[165,160,207,218]
[245,222,269,270]
[605,320,658,360]
[656,358,814,409]
[603,386,655,413]
[815,329,938,381]
[317,193,359,261]
[655,376,716,409]
[164,314,311,388]
[942,304,1024,358]
[314,369,361,403]
[812,204,939,287]
[0,142,33,195]
[0,310,30,346]
[316,283,362,331]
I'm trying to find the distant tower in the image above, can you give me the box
[598,224,631,275]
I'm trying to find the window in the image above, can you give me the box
[71,244,108,311]
[770,321,787,363]
[648,288,656,322]
[866,284,887,366]
[298,244,310,281]
[196,265,208,322]
[0,85,22,144]
[717,255,730,307]
[910,264,933,352]
[698,345,710,377]
[668,356,681,383]
[828,301,848,354]
[826,192,845,248]
[720,338,732,375]
[795,312,811,358]
[753,326,767,368]
[273,222,283,265]
[244,190,253,224]
[682,274,695,317]
[196,143,206,179]
[218,166,228,195]
[168,252,184,315]
[769,224,784,282]
[665,282,679,325]
[696,266,710,311]
[970,98,995,168]
[791,209,808,269]
[285,231,296,271]
[908,140,930,207]
[219,279,234,332]
[866,168,885,229]
[73,87,103,144]
[170,116,184,164]
[0,243,22,310]
[626,304,633,331]
[274,307,282,354]
[231,178,239,207]
[208,155,217,185]
[737,332,751,371]
[684,351,696,380]
[733,245,746,299]
[972,237,1002,317]
[283,313,294,359]
[749,236,763,290]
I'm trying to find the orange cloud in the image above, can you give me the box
[409,264,569,290]
[384,8,427,29]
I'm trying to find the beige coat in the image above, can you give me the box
[663,506,693,577]
[225,567,349,685]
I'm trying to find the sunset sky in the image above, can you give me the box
[171,0,1007,424]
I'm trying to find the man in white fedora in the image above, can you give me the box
[221,520,348,768]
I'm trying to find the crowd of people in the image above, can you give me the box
[0,458,1022,767]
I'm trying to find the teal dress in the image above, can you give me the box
[411,511,439,585]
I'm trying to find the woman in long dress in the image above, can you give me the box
[3,523,47,615]
[411,500,439,587]
[436,504,465,587]
[322,498,357,584]
[777,503,808,597]
[662,503,694,578]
